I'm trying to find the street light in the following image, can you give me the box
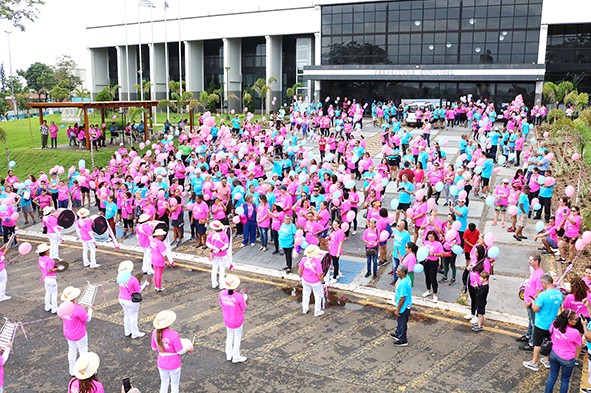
[224,66,231,118]
[4,31,17,118]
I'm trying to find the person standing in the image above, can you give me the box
[256,194,270,252]
[514,185,530,241]
[49,121,59,149]
[278,215,297,273]
[151,228,170,292]
[523,274,564,372]
[40,120,49,149]
[67,352,104,393]
[390,220,411,282]
[0,342,12,393]
[151,310,193,393]
[390,265,412,347]
[37,243,57,313]
[327,219,345,283]
[75,208,99,268]
[517,253,545,351]
[422,230,444,303]
[363,218,380,278]
[59,286,92,377]
[206,221,230,289]
[298,245,326,317]
[118,260,148,339]
[136,214,154,275]
[241,194,257,247]
[0,242,11,302]
[219,274,248,363]
[42,206,63,261]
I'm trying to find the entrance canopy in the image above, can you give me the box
[26,100,159,150]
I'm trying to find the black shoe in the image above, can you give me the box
[513,235,522,241]
[272,250,280,255]
[461,285,467,294]
[518,344,533,351]
[389,332,398,339]
[537,247,546,251]
[373,274,378,279]
[378,260,388,267]
[515,335,529,343]
[520,236,528,240]
[364,272,371,278]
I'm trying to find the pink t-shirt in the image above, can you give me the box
[38,255,55,282]
[524,268,544,303]
[402,253,417,272]
[150,238,167,267]
[136,222,153,248]
[423,240,443,262]
[77,218,94,241]
[257,204,271,228]
[563,293,591,318]
[68,379,104,393]
[61,303,89,341]
[43,215,59,234]
[328,229,345,257]
[206,231,229,257]
[119,276,141,301]
[412,202,428,227]
[565,215,581,238]
[219,290,247,329]
[151,328,183,370]
[550,325,581,360]
[299,256,323,283]
[362,228,380,248]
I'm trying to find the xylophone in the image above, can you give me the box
[78,281,99,308]
[0,318,17,348]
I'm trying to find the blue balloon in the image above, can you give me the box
[116,271,131,284]
[497,156,506,165]
[390,198,399,210]
[474,166,482,174]
[345,180,356,189]
[535,221,545,233]
[381,178,389,187]
[435,181,444,192]
[8,161,15,168]
[487,246,500,259]
[417,246,429,262]
[485,195,495,206]
[301,241,309,249]
[537,176,546,185]
[452,245,463,255]
[333,190,342,199]
[24,179,32,186]
[79,159,86,168]
[533,203,542,211]
[449,185,458,196]
[0,205,6,212]
[413,263,424,273]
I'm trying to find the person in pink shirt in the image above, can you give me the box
[492,179,511,227]
[559,205,581,263]
[191,195,209,248]
[545,310,582,393]
[117,260,149,339]
[37,243,58,313]
[136,214,155,275]
[49,121,59,149]
[422,230,444,303]
[169,191,184,246]
[67,352,104,393]
[298,245,326,317]
[151,229,170,292]
[363,218,380,278]
[152,310,193,393]
[0,342,12,393]
[59,286,92,376]
[328,219,345,282]
[219,274,248,363]
[256,194,271,252]
[206,221,231,289]
[75,209,99,268]
[173,158,186,187]
[42,206,63,261]
[410,195,428,243]
[0,243,10,302]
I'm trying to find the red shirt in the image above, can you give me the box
[463,229,480,253]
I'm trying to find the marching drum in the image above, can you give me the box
[90,215,108,235]
[153,220,170,233]
[55,208,75,229]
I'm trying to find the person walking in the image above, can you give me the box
[390,265,412,347]
[59,286,93,377]
[327,219,345,283]
[75,208,99,269]
[117,260,148,339]
[219,274,248,363]
[206,221,230,289]
[278,215,297,273]
[136,214,155,275]
[544,310,581,393]
[298,245,326,317]
[517,253,545,351]
[67,352,104,393]
[151,310,193,393]
[37,243,57,313]
[151,228,171,292]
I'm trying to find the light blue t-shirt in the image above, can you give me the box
[398,182,414,204]
[482,159,493,179]
[455,205,469,231]
[518,193,530,215]
[105,201,118,219]
[395,275,412,311]
[278,223,297,248]
[392,229,411,259]
[534,288,563,330]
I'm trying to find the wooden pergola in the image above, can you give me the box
[26,100,159,150]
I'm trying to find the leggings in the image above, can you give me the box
[271,229,279,252]
[283,247,293,269]
[154,265,164,289]
[469,283,477,315]
[424,259,439,293]
[2,226,14,245]
[332,255,340,279]
[442,254,457,280]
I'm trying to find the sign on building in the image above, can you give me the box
[61,108,81,123]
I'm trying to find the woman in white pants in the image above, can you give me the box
[298,245,326,317]
[206,221,230,289]
[76,208,99,269]
[151,310,193,393]
[0,242,11,302]
[42,206,63,261]
[37,243,58,313]
[219,274,248,363]
[117,260,149,339]
[59,286,92,376]
[136,214,154,275]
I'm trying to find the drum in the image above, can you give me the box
[320,252,332,276]
[56,209,75,229]
[153,220,169,233]
[180,338,193,352]
[90,215,108,235]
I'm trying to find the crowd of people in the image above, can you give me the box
[0,93,588,392]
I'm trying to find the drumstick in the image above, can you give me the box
[191,334,196,345]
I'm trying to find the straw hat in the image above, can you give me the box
[225,274,240,290]
[36,243,50,254]
[153,228,167,237]
[61,286,81,301]
[153,310,177,329]
[118,260,134,273]
[138,214,151,223]
[73,352,100,380]
[209,220,225,231]
[42,206,54,216]
[77,208,90,218]
[304,245,321,258]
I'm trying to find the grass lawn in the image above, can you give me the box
[0,109,260,180]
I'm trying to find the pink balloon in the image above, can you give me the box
[294,237,303,246]
[572,153,581,161]
[445,229,457,242]
[467,161,476,169]
[415,190,425,201]
[10,212,18,221]
[57,301,75,318]
[296,229,304,237]
[406,208,413,218]
[68,166,76,175]
[508,205,518,216]
[340,222,349,232]
[493,167,502,174]
[234,193,242,201]
[379,230,389,242]
[170,198,178,207]
[484,232,495,247]
[452,221,462,231]
[565,185,575,198]
[139,142,145,150]
[456,180,465,189]
[583,231,591,245]
[332,198,340,206]
[346,210,356,223]
[546,153,554,161]
[232,215,240,224]
[544,177,555,187]
[531,198,539,206]
[18,242,32,255]
[186,203,194,210]
[575,239,586,252]
[203,194,211,201]
[141,176,148,184]
[427,198,436,210]
[57,166,65,175]
[458,190,467,200]
[329,184,338,194]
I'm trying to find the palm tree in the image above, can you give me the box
[134,80,151,100]
[73,87,91,99]
[95,85,120,102]
[251,77,277,114]
[286,82,303,102]
[542,82,557,106]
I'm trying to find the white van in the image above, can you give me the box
[404,102,435,127]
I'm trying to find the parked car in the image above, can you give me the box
[404,102,435,127]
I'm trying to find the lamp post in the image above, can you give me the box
[4,31,17,117]
[224,66,231,118]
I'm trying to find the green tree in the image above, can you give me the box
[5,75,24,94]
[286,82,304,101]
[18,62,54,97]
[54,54,81,92]
[171,90,193,114]
[168,80,185,95]
[14,93,28,112]
[72,87,90,99]
[0,0,44,31]
[0,93,10,118]
[251,77,277,114]
[197,91,220,113]
[0,63,6,93]
[133,80,151,99]
[556,81,575,103]
[542,82,558,105]
[95,85,120,102]
[50,85,69,102]
[242,89,252,111]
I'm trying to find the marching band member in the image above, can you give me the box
[151,310,193,393]
[219,274,248,363]
[298,245,326,317]
[0,342,12,393]
[42,206,63,261]
[151,228,171,292]
[206,220,230,289]
[0,242,11,302]
[67,352,104,393]
[118,260,148,339]
[37,243,57,313]
[136,214,155,275]
[76,208,100,268]
[60,286,92,377]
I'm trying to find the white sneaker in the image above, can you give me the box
[314,311,325,317]
[226,355,232,361]
[464,313,473,320]
[422,291,432,297]
[232,356,247,363]
[303,308,309,315]
[131,332,145,339]
[470,316,478,324]
[90,264,101,269]
[0,296,11,302]
[352,230,357,235]
[432,295,438,303]
[250,243,255,247]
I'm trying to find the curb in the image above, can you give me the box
[18,229,528,328]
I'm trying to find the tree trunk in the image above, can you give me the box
[5,146,9,165]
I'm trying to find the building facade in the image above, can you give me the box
[86,0,591,109]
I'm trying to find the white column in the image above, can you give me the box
[185,40,204,97]
[223,38,242,113]
[91,48,110,100]
[313,32,322,100]
[117,45,138,100]
[535,24,548,104]
[149,43,167,100]
[265,35,282,114]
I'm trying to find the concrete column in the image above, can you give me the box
[91,48,110,100]
[223,38,242,113]
[185,40,204,98]
[265,35,282,114]
[313,32,322,101]
[150,43,167,100]
[537,24,548,65]
[116,45,138,101]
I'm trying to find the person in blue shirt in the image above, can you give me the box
[390,220,411,284]
[231,115,241,133]
[515,186,530,241]
[391,264,412,346]
[481,153,494,196]
[487,128,500,161]
[278,215,297,273]
[397,174,415,222]
[452,198,469,237]
[535,170,554,222]
[309,187,326,209]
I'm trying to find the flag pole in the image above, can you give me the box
[177,0,182,101]
[164,1,169,120]
[137,1,144,101]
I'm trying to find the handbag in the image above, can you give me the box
[365,247,376,256]
[540,337,552,356]
[125,284,142,303]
